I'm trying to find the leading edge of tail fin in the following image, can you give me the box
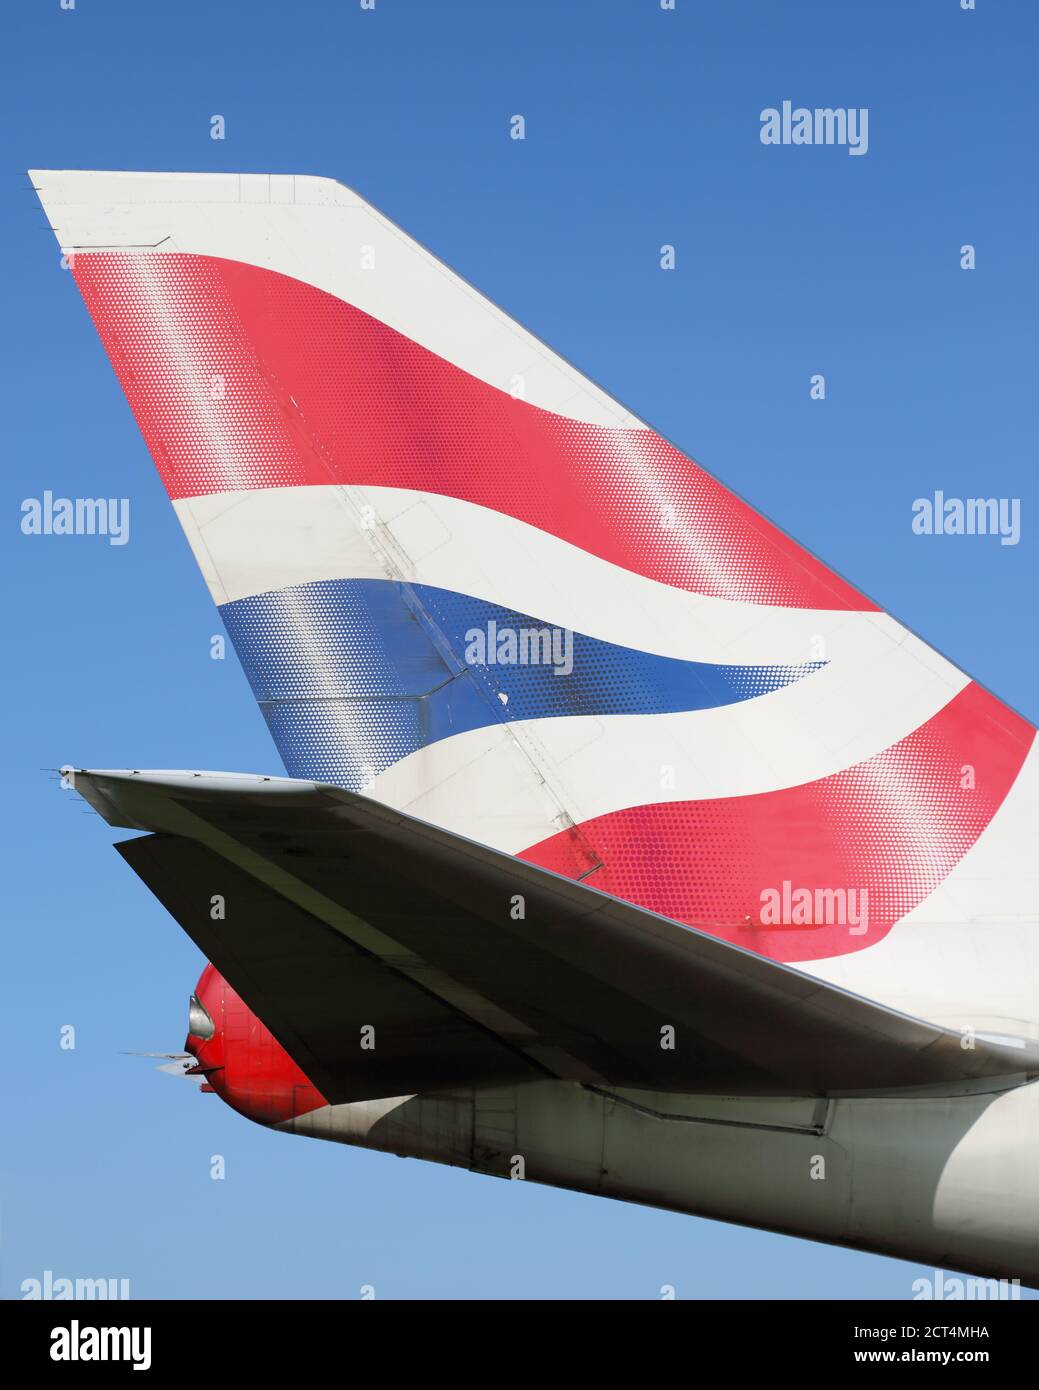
[34,170,1037,971]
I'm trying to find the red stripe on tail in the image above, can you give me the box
[72,251,873,610]
[520,683,1034,962]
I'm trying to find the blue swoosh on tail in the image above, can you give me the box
[219,579,824,787]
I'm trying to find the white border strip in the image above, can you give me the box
[174,485,956,670]
[362,656,970,851]
[31,168,641,427]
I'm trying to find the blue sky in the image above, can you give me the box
[2,0,1037,1299]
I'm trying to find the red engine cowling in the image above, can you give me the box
[185,963,326,1125]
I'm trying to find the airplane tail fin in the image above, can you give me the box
[33,170,1036,981]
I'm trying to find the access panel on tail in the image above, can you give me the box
[32,170,1038,980]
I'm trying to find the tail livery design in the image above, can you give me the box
[37,172,1039,1285]
[32,170,1036,971]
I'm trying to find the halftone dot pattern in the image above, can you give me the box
[261,697,438,791]
[221,580,454,703]
[416,584,822,715]
[219,577,822,787]
[72,250,874,610]
[520,683,1035,964]
[73,253,310,492]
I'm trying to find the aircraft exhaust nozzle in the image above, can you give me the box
[187,992,215,1041]
[183,964,325,1124]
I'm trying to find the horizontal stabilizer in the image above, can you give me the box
[72,768,1039,1101]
